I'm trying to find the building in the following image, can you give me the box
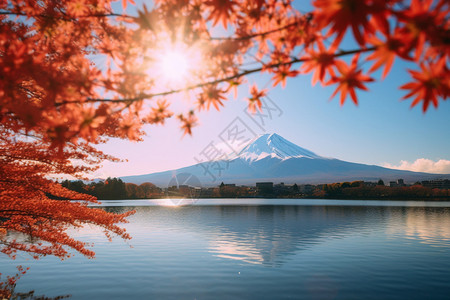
[390,179,406,187]
[421,179,450,189]
[363,182,377,187]
[256,182,274,194]
[300,184,314,194]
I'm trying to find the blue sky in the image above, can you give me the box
[94,1,450,178]
[96,65,450,178]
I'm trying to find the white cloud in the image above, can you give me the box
[383,158,450,174]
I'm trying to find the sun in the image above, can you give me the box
[150,39,205,89]
[160,50,190,83]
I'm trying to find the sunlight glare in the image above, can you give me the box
[160,50,189,83]
[147,38,206,93]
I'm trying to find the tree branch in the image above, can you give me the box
[0,11,132,20]
[59,46,377,105]
[210,19,306,41]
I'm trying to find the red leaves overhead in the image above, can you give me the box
[271,65,299,88]
[395,0,448,60]
[327,56,374,105]
[366,33,411,79]
[205,0,237,28]
[146,99,173,125]
[247,85,267,113]
[1,0,445,150]
[178,111,198,136]
[313,0,381,46]
[197,85,227,111]
[301,40,338,86]
[401,59,449,112]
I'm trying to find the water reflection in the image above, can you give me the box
[210,239,264,264]
[109,205,387,266]
[204,206,382,266]
[3,201,450,300]
[386,207,450,247]
[93,204,450,266]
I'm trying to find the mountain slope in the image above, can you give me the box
[237,133,322,161]
[121,133,448,186]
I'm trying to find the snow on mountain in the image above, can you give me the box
[121,133,448,186]
[237,133,322,162]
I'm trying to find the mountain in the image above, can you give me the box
[237,133,322,162]
[121,133,449,187]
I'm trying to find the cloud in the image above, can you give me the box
[383,158,450,174]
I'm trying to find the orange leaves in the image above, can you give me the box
[122,0,136,10]
[395,0,448,61]
[197,85,227,111]
[247,85,267,113]
[0,130,134,262]
[118,113,143,141]
[0,5,449,292]
[273,65,299,87]
[0,0,448,140]
[308,0,448,110]
[0,266,28,299]
[178,111,198,136]
[301,40,338,86]
[401,59,449,112]
[145,99,173,125]
[67,0,90,17]
[134,4,159,32]
[205,0,237,28]
[271,64,299,88]
[313,0,379,47]
[326,56,374,105]
[366,33,411,79]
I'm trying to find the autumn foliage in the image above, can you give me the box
[0,0,448,295]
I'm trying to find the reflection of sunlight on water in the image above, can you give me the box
[386,208,450,247]
[152,198,197,207]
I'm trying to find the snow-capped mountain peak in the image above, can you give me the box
[121,132,447,186]
[237,133,322,162]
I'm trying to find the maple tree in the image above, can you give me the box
[0,0,448,296]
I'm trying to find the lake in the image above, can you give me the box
[2,199,450,299]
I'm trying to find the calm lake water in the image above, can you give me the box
[2,199,450,299]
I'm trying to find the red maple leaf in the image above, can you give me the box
[395,0,449,61]
[367,31,412,79]
[199,85,227,111]
[313,0,382,47]
[400,59,449,112]
[301,40,338,86]
[178,111,198,136]
[205,0,237,29]
[326,55,374,105]
[272,65,299,88]
[247,84,267,113]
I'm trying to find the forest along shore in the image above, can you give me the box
[61,178,450,200]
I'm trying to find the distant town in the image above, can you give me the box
[61,178,450,200]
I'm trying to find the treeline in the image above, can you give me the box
[201,181,450,199]
[321,181,450,200]
[61,178,450,200]
[61,178,162,200]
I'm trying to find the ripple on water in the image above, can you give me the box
[3,202,450,300]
